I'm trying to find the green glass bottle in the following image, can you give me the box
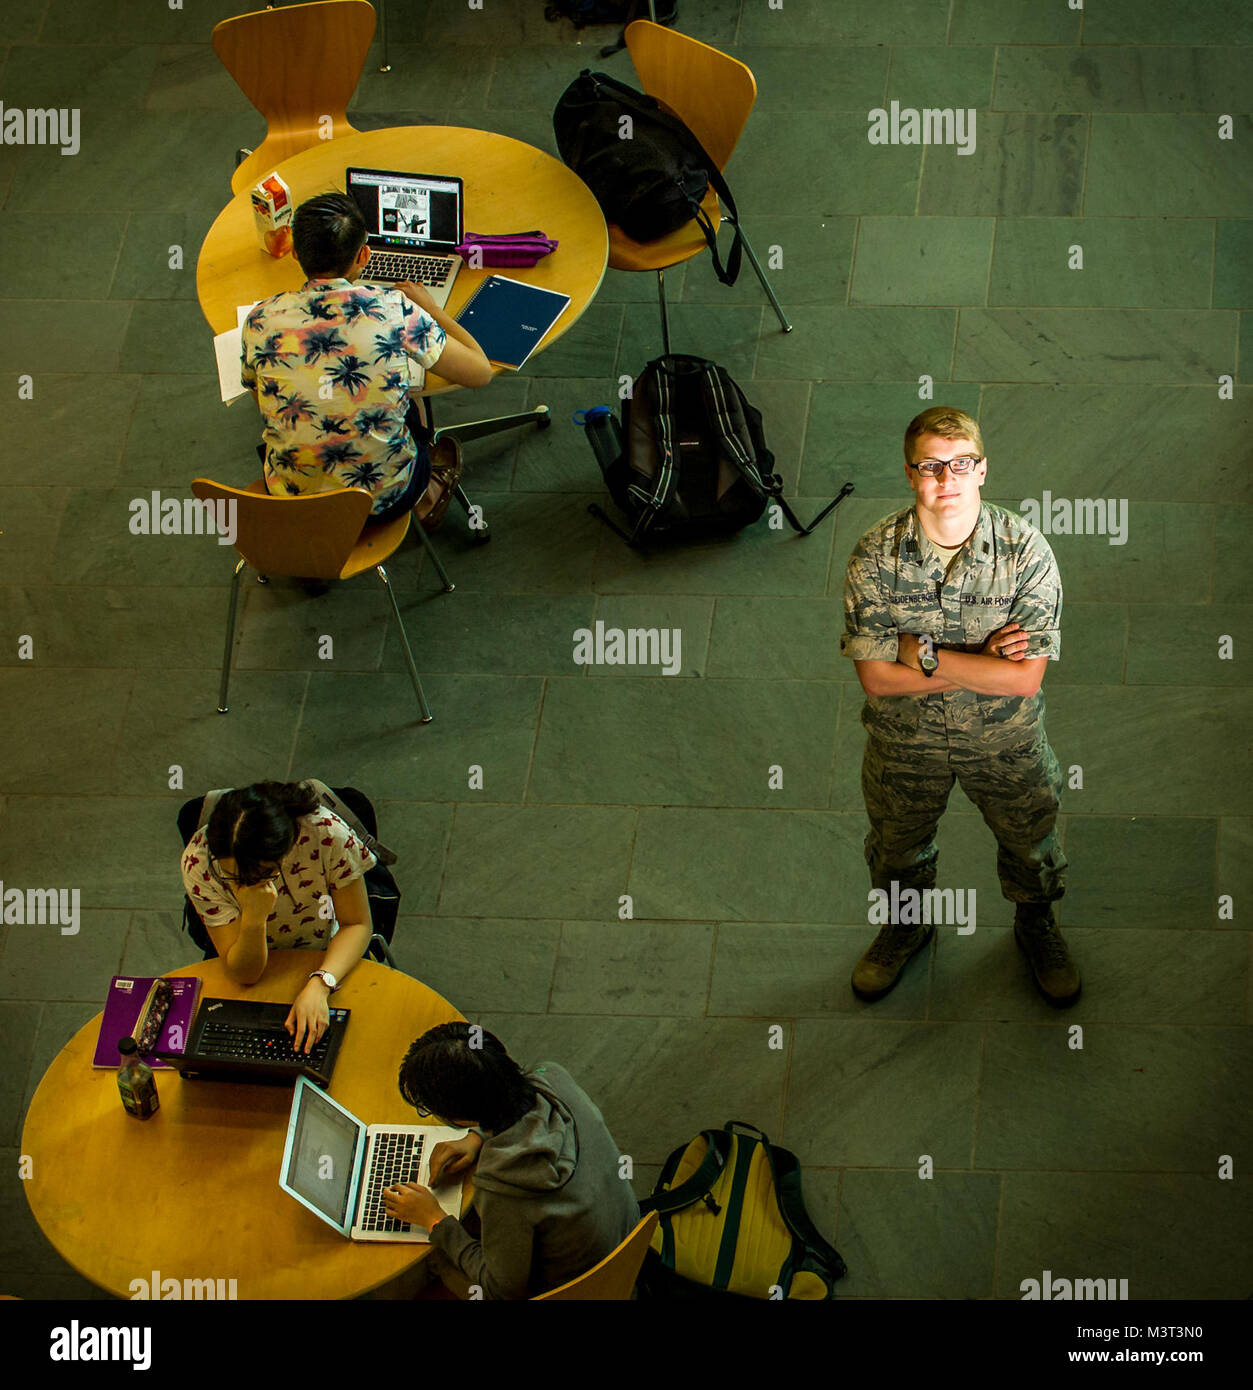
[117,1037,160,1119]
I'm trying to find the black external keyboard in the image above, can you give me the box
[198,1022,330,1068]
[360,1132,425,1233]
[366,253,452,284]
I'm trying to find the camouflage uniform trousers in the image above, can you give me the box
[860,694,1068,905]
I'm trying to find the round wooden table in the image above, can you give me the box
[196,125,609,395]
[21,954,470,1300]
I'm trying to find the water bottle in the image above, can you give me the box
[574,406,624,474]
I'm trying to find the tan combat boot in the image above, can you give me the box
[851,921,934,1002]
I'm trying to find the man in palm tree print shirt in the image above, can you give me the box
[241,192,487,520]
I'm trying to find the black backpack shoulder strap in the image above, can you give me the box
[196,788,233,833]
[699,363,768,495]
[625,359,683,542]
[637,1128,732,1217]
[303,779,397,866]
[762,1140,848,1290]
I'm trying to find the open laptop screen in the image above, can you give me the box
[281,1077,363,1234]
[346,167,463,252]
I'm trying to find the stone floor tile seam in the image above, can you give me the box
[542,921,562,1015]
[618,806,642,915]
[518,675,550,805]
[280,671,311,782]
[748,305,767,381]
[969,1021,990,1169]
[990,1166,1008,1299]
[1245,934,1253,1026]
[775,999,797,1141]
[698,920,718,1019]
[947,303,962,381]
[424,802,459,919]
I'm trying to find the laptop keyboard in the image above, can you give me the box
[366,253,454,284]
[359,1132,426,1233]
[198,1021,331,1070]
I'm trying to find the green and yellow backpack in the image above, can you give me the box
[637,1121,847,1300]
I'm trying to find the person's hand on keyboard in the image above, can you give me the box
[394,280,439,315]
[285,980,330,1054]
[428,1132,483,1187]
[383,1181,445,1231]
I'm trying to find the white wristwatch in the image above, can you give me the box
[308,969,339,993]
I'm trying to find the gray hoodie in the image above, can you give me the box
[429,1061,640,1299]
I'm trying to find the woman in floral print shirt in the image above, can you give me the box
[180,780,376,1052]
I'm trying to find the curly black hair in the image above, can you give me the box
[398,1023,538,1134]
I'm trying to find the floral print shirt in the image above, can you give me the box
[240,277,447,515]
[181,810,377,950]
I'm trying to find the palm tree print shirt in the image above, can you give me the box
[241,277,447,515]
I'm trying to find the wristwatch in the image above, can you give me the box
[308,969,339,993]
[918,637,940,677]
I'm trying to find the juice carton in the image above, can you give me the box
[251,171,294,258]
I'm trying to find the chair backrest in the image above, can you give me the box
[191,477,374,579]
[530,1211,659,1301]
[624,20,757,173]
[213,0,377,195]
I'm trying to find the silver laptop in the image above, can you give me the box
[346,165,464,308]
[279,1074,466,1243]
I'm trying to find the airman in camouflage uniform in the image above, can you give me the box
[839,407,1078,1006]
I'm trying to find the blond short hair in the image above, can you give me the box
[903,406,984,466]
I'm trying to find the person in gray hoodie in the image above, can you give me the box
[384,1022,640,1299]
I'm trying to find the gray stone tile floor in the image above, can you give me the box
[0,0,1249,1302]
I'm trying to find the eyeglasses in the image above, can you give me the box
[414,1102,433,1118]
[910,455,983,477]
[217,867,281,887]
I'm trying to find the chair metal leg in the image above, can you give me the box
[377,0,391,72]
[452,483,491,543]
[657,268,672,356]
[430,404,550,446]
[368,932,397,968]
[411,517,456,592]
[377,563,433,723]
[217,559,246,713]
[724,215,792,333]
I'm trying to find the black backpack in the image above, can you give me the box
[553,68,742,286]
[587,354,850,545]
[177,782,401,960]
[544,1,677,32]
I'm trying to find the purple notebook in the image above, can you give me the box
[92,976,203,1069]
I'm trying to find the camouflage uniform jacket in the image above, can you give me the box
[839,501,1062,744]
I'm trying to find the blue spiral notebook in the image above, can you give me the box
[454,274,571,369]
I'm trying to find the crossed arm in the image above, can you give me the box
[855,623,1047,698]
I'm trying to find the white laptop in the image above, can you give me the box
[346,165,464,308]
[280,1074,466,1243]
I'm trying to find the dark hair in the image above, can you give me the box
[292,191,367,278]
[205,780,321,885]
[398,1023,537,1133]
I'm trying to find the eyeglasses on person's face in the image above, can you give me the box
[215,859,281,887]
[909,455,983,477]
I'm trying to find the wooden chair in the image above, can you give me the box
[190,475,454,724]
[530,1211,659,1301]
[213,0,377,196]
[612,20,792,354]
